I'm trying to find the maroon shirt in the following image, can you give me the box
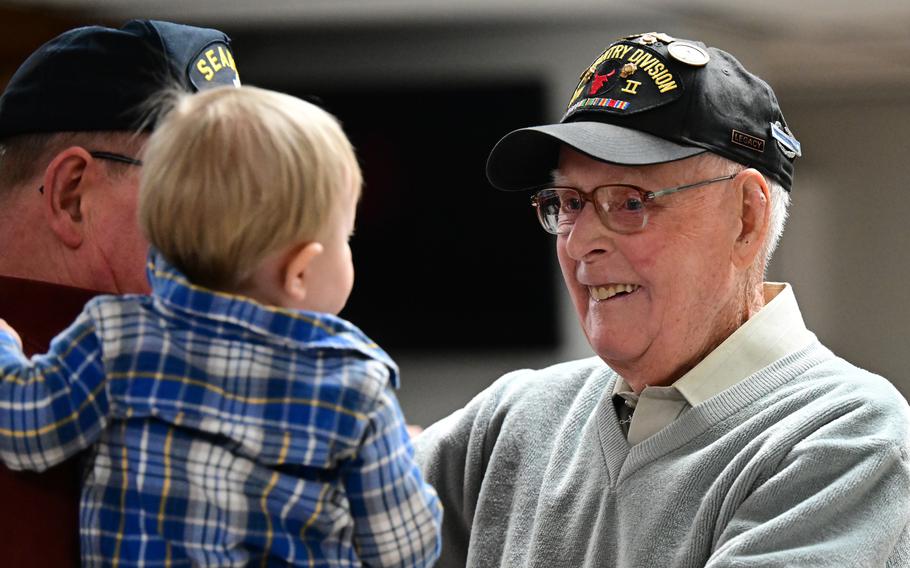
[0,275,99,567]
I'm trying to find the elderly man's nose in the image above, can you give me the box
[564,202,613,260]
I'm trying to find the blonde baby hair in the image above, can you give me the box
[139,85,361,290]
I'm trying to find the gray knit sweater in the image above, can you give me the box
[415,342,910,567]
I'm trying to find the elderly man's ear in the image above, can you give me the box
[732,169,772,270]
[41,146,99,249]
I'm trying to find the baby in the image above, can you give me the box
[0,85,441,566]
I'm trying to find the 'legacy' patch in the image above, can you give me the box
[731,129,766,153]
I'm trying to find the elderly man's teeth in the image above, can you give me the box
[590,284,640,301]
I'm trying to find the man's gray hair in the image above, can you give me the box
[700,153,790,275]
[763,178,790,273]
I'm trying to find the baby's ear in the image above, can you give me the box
[282,242,324,302]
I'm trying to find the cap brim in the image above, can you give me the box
[486,121,706,191]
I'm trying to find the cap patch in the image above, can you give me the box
[731,129,765,153]
[771,121,802,159]
[188,41,240,90]
[565,41,683,120]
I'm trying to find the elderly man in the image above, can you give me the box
[0,20,239,566]
[415,32,910,567]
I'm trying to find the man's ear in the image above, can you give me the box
[282,242,324,302]
[732,169,771,269]
[41,147,95,249]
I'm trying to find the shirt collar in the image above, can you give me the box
[146,249,399,386]
[613,282,815,405]
[672,282,815,405]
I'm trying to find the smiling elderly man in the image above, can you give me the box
[415,32,910,567]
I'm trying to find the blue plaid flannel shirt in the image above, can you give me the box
[0,250,442,567]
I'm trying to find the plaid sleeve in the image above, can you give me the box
[0,310,109,472]
[342,369,443,567]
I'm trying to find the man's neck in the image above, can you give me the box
[0,245,90,291]
[613,283,765,394]
[0,200,92,290]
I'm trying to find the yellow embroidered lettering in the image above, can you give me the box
[621,80,642,94]
[588,53,610,73]
[628,49,647,64]
[657,80,678,93]
[205,49,222,72]
[196,59,214,81]
[217,46,230,70]
[654,72,674,86]
[642,58,661,73]
[603,44,633,61]
[224,48,237,73]
[602,45,621,61]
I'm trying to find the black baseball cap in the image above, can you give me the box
[0,19,240,139]
[487,32,801,192]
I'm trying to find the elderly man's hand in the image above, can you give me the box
[0,319,22,350]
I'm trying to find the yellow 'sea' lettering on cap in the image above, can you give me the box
[205,49,223,73]
[196,58,214,81]
[217,45,238,73]
[223,47,238,74]
[193,45,239,83]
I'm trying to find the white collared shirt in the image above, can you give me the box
[613,282,817,444]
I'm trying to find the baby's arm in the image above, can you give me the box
[343,379,442,567]
[0,312,110,471]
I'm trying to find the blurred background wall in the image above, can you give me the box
[2,1,909,426]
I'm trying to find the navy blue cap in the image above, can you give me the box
[0,19,240,139]
[487,32,801,192]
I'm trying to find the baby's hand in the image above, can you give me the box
[0,319,22,350]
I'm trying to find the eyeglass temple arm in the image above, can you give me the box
[89,151,143,166]
[646,173,738,200]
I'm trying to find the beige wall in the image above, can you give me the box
[769,97,910,399]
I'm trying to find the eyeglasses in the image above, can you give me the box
[38,151,143,194]
[530,173,738,235]
[87,151,143,167]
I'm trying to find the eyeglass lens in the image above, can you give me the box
[535,186,648,235]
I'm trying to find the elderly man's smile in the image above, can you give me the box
[588,283,641,302]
